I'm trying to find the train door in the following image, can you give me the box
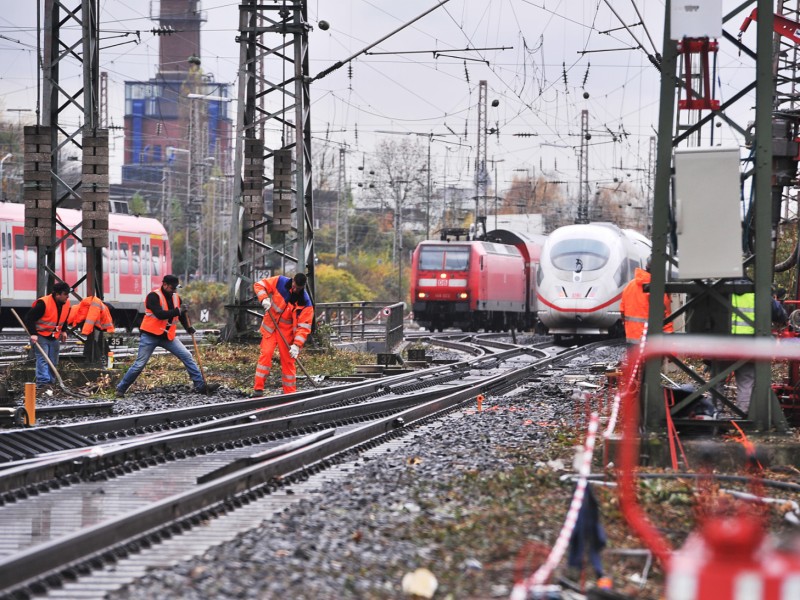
[117,235,142,296]
[0,223,12,297]
[140,235,152,293]
[149,235,165,289]
[105,233,117,301]
[11,226,37,293]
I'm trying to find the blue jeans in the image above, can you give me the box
[34,336,60,384]
[116,332,205,393]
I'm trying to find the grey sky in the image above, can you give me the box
[0,1,759,200]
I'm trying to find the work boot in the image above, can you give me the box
[198,383,220,395]
[250,389,264,398]
[115,388,125,398]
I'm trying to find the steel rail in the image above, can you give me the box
[0,341,595,595]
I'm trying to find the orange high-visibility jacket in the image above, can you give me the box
[254,275,314,348]
[619,267,673,343]
[32,295,71,337]
[68,296,116,335]
[140,288,181,341]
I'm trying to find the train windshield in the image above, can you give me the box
[418,246,469,271]
[550,239,610,271]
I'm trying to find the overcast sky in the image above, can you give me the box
[0,1,763,200]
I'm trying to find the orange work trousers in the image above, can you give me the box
[254,332,297,393]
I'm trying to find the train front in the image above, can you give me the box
[410,242,472,332]
[536,224,627,336]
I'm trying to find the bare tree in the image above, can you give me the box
[591,181,647,232]
[369,137,427,242]
[501,174,568,232]
[367,137,427,298]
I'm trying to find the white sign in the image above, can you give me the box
[200,309,210,323]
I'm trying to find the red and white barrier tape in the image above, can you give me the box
[510,412,600,599]
[604,323,648,438]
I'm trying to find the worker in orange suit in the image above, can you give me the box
[619,257,674,346]
[253,272,314,396]
[68,295,115,336]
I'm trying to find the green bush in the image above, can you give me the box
[179,281,229,326]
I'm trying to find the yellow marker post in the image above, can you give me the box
[24,382,36,426]
[477,394,484,412]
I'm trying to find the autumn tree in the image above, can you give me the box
[314,264,377,303]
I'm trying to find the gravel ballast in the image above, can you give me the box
[106,344,625,599]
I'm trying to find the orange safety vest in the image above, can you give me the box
[254,275,314,348]
[140,288,180,340]
[619,267,673,343]
[68,296,116,335]
[33,295,71,338]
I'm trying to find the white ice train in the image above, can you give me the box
[536,222,651,339]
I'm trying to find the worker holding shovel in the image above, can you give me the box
[252,272,314,396]
[24,281,72,390]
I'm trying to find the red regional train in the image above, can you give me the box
[410,228,546,332]
[0,201,172,330]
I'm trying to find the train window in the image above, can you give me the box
[102,247,108,272]
[14,234,36,269]
[79,245,86,271]
[120,243,129,274]
[1,233,6,268]
[419,248,446,270]
[132,244,140,275]
[152,245,161,275]
[550,239,610,272]
[14,234,24,269]
[444,249,469,271]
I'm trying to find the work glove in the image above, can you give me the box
[289,344,300,359]
[261,298,272,311]
[186,326,196,335]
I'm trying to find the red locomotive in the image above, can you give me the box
[410,228,546,332]
[0,202,172,330]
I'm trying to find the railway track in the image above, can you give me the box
[0,338,610,598]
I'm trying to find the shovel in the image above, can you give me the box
[11,308,87,398]
[185,312,207,386]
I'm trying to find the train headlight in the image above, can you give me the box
[458,292,468,300]
[417,292,427,299]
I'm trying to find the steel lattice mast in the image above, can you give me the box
[224,0,315,340]
[37,0,108,361]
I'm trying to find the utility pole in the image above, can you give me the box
[475,80,488,224]
[336,146,346,264]
[576,109,590,223]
